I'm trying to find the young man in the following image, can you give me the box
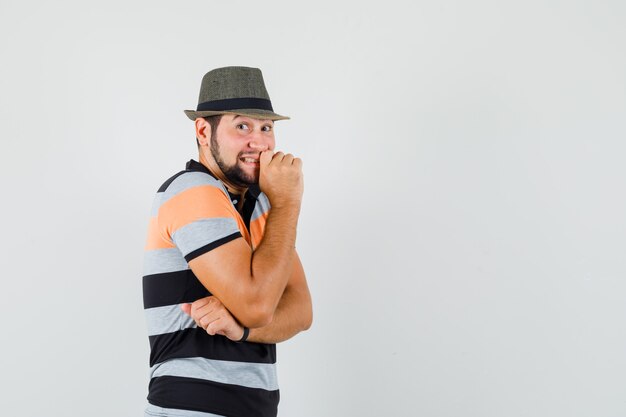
[142,66,312,417]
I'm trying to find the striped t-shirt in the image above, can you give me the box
[143,159,278,417]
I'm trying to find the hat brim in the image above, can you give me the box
[184,108,290,121]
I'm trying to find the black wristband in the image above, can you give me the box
[236,327,249,343]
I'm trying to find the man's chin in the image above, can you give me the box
[230,171,259,187]
[238,165,260,184]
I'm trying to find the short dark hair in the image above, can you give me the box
[196,115,223,146]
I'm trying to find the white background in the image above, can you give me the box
[1,1,625,416]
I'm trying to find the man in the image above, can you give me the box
[142,66,312,417]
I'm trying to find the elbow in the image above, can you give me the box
[302,317,313,331]
[238,301,274,329]
[301,304,313,331]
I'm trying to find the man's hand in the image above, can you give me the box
[259,150,303,209]
[181,296,245,342]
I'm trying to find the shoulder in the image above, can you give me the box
[158,170,225,195]
[151,170,229,217]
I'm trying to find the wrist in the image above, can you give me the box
[270,199,302,211]
[236,326,250,343]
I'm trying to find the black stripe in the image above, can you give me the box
[247,184,261,199]
[196,97,273,112]
[157,160,219,193]
[143,270,211,309]
[185,159,218,179]
[241,192,257,232]
[148,327,276,366]
[149,375,279,417]
[184,232,242,262]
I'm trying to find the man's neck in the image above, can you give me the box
[198,152,248,197]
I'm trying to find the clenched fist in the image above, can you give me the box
[259,150,303,209]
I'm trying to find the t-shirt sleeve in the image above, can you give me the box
[157,182,242,262]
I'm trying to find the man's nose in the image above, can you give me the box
[248,137,271,151]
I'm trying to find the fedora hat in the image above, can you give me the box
[184,66,289,121]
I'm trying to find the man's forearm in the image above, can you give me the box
[249,203,301,317]
[247,282,312,344]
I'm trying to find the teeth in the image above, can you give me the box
[242,158,258,163]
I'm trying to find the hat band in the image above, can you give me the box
[196,97,274,112]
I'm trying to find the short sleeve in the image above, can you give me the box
[156,173,243,262]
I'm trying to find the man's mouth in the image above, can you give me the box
[239,156,260,166]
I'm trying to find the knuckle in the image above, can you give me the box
[192,297,208,311]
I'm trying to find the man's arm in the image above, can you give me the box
[247,250,312,343]
[187,150,303,328]
[182,250,312,344]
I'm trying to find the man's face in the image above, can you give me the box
[210,114,276,186]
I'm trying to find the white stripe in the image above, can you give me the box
[172,218,241,258]
[145,404,225,417]
[151,357,279,391]
[143,248,189,276]
[150,192,165,217]
[250,192,271,222]
[144,304,196,336]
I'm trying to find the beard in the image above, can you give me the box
[210,135,258,186]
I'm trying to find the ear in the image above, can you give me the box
[195,118,211,146]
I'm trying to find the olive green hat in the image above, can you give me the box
[184,66,290,121]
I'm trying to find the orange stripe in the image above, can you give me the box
[159,185,245,241]
[145,216,175,250]
[249,213,268,250]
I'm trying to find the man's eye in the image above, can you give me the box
[262,125,273,132]
[237,123,249,130]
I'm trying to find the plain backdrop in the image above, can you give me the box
[1,1,625,416]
